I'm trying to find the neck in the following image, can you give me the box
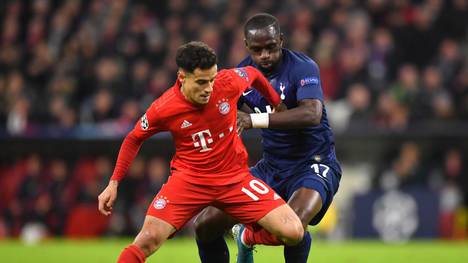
[180,84,200,106]
[180,84,191,102]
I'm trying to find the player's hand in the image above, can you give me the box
[98,180,118,216]
[237,111,252,135]
[273,102,287,113]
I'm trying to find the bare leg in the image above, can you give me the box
[256,204,304,246]
[128,215,176,257]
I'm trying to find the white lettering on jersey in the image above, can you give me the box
[192,129,213,152]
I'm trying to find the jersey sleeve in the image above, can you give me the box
[235,59,248,109]
[110,103,163,181]
[294,62,324,101]
[237,94,245,109]
[231,66,281,107]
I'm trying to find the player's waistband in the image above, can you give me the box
[170,167,251,187]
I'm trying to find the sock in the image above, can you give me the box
[284,231,311,263]
[243,227,282,246]
[196,236,230,263]
[117,244,146,263]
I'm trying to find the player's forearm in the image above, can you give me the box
[268,106,321,128]
[108,179,119,188]
[250,100,322,129]
[110,132,144,181]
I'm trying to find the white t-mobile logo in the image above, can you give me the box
[192,129,213,152]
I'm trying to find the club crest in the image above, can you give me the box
[154,196,169,210]
[216,98,230,115]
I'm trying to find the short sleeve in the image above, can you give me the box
[295,62,324,101]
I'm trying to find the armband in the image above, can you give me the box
[250,113,269,128]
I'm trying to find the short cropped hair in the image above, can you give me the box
[244,13,281,38]
[176,41,217,73]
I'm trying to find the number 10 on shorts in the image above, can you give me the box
[241,179,270,201]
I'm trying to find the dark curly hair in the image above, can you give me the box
[175,41,217,73]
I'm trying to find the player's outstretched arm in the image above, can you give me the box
[97,131,145,216]
[246,66,281,107]
[97,107,159,215]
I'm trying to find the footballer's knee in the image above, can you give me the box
[281,220,304,246]
[292,206,317,230]
[133,216,174,257]
[133,228,165,256]
[193,213,212,241]
[289,188,323,229]
[194,207,233,242]
[272,212,304,246]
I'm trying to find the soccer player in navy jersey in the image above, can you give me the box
[194,13,342,263]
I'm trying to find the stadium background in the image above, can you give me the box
[0,0,467,262]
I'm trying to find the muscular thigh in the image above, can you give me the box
[285,162,341,226]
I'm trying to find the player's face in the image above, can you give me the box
[245,26,283,73]
[179,65,218,105]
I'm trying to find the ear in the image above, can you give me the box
[279,33,284,47]
[178,70,186,83]
[244,38,249,48]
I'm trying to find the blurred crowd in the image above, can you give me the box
[0,154,170,238]
[0,0,467,136]
[1,141,466,239]
[372,142,468,239]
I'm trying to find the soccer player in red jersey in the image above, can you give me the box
[97,41,303,263]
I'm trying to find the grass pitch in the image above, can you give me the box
[0,238,467,262]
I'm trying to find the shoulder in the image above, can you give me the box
[222,67,257,83]
[214,69,241,92]
[284,49,319,72]
[283,52,320,84]
[216,69,235,83]
[237,56,253,67]
[150,88,178,116]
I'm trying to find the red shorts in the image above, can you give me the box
[146,172,285,230]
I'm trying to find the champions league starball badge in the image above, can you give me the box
[140,114,149,130]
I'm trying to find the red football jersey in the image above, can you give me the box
[111,66,281,186]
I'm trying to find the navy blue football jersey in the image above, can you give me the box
[238,49,341,173]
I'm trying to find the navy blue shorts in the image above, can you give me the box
[250,159,341,225]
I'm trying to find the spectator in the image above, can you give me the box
[0,0,466,135]
[378,142,425,190]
